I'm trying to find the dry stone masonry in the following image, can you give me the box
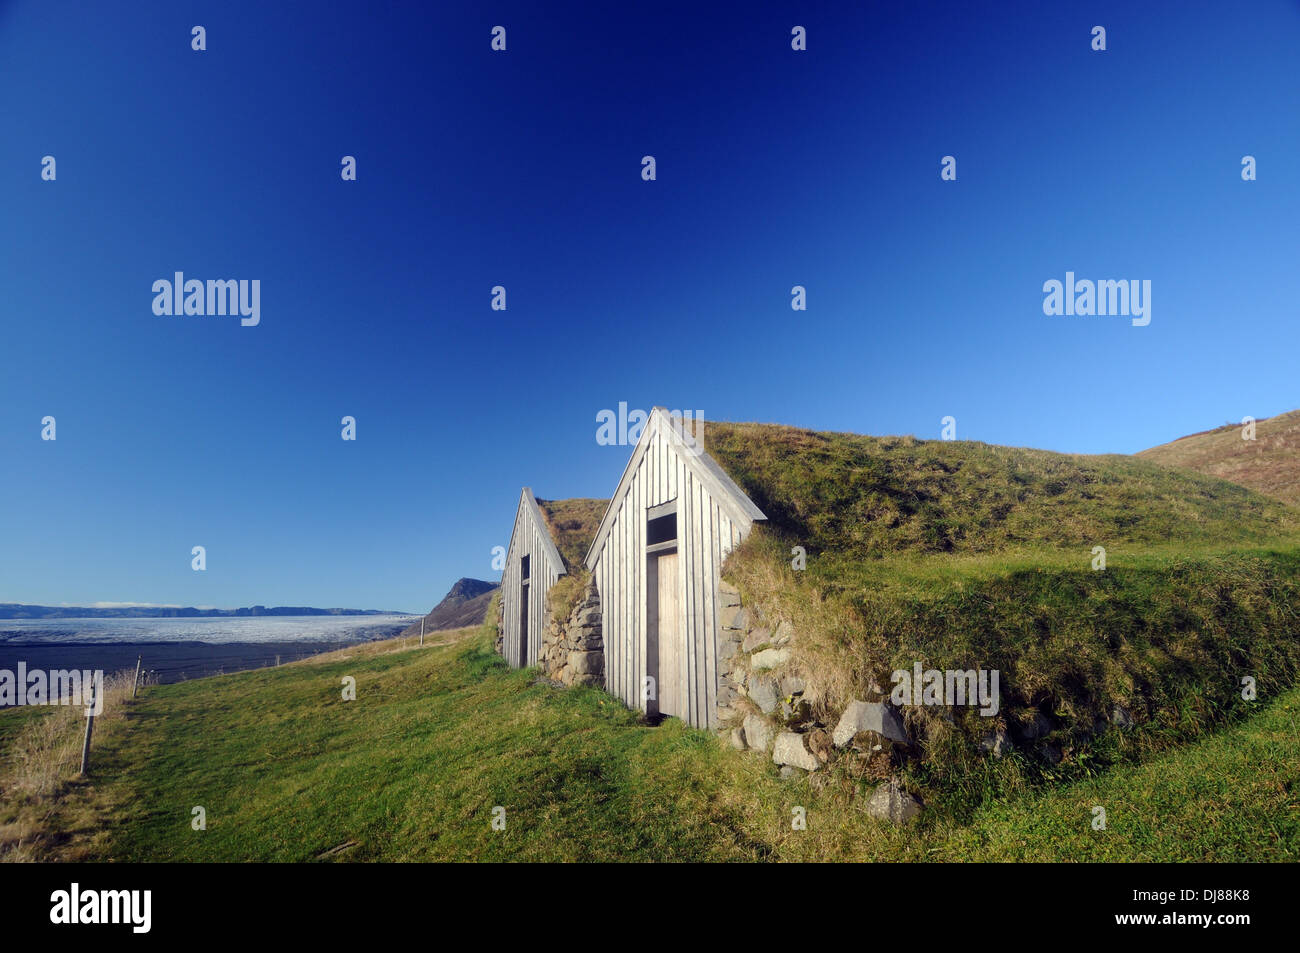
[538,578,605,688]
[495,577,604,688]
[716,578,923,824]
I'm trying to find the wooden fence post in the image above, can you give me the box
[132,654,143,698]
[420,617,425,648]
[79,678,97,776]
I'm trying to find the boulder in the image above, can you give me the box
[749,647,789,670]
[771,619,794,646]
[567,650,602,676]
[716,704,744,725]
[742,628,771,653]
[779,673,805,697]
[832,700,908,747]
[724,606,750,632]
[743,713,773,752]
[864,778,922,825]
[980,728,1012,758]
[729,727,747,750]
[772,732,820,772]
[749,675,780,715]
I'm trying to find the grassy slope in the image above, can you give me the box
[698,421,1300,811]
[9,628,1295,862]
[10,425,1297,861]
[703,422,1297,556]
[1138,409,1300,507]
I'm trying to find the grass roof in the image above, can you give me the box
[696,419,1300,810]
[701,420,1298,559]
[535,497,606,574]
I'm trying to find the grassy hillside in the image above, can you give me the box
[703,422,1298,557]
[698,422,1300,810]
[1139,409,1300,507]
[6,425,1297,862]
[2,628,1295,861]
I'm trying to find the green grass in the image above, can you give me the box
[10,422,1297,861]
[94,634,767,861]
[11,628,1295,862]
[694,421,1300,815]
[724,533,1300,813]
[935,684,1300,861]
[703,422,1298,557]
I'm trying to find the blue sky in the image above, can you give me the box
[2,0,1298,612]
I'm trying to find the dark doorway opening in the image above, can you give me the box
[519,555,531,667]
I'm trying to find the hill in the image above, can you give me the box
[399,578,499,638]
[1137,409,1300,506]
[698,421,1300,801]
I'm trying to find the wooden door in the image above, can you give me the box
[656,552,681,717]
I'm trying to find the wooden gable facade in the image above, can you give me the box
[501,488,567,668]
[584,409,766,728]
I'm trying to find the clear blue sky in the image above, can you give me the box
[2,1,1298,612]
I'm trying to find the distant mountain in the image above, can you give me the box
[400,578,499,638]
[0,604,406,620]
[1138,409,1300,507]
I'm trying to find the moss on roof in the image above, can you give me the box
[535,497,606,573]
[701,420,1297,558]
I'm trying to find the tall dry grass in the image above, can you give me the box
[0,667,142,861]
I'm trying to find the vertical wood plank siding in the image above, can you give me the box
[591,423,752,728]
[501,492,563,669]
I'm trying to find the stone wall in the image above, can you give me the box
[715,579,922,824]
[537,578,605,688]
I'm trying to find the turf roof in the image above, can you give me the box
[535,497,606,573]
[700,420,1298,559]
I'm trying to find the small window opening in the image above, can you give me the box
[647,512,677,547]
